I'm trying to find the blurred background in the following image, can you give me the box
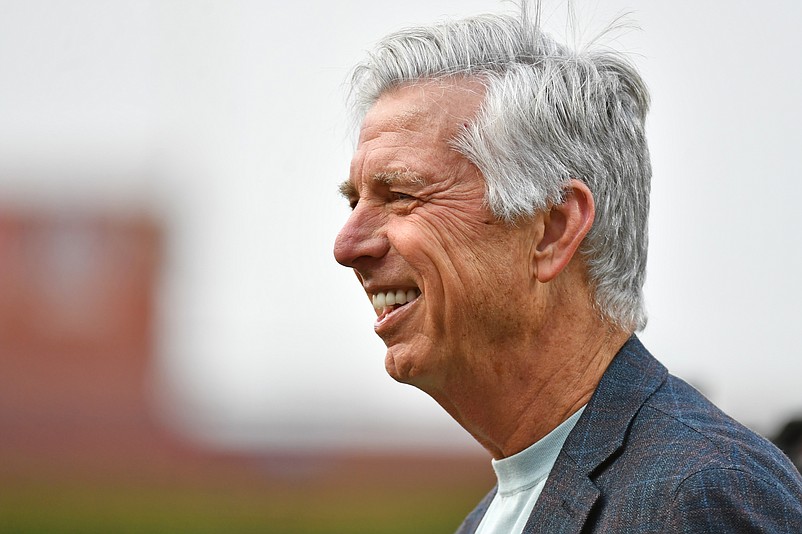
[1,1,800,532]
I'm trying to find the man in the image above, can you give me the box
[333,5,802,533]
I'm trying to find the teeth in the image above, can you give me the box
[395,289,406,305]
[371,289,420,310]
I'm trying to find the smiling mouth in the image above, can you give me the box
[372,288,421,322]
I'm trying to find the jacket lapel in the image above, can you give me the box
[522,336,668,533]
[522,458,600,533]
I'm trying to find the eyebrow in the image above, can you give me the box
[373,170,428,187]
[338,180,357,200]
[338,170,428,200]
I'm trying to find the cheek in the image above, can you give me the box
[388,211,479,275]
[388,209,528,294]
[393,201,489,248]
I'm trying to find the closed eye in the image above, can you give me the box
[391,191,414,202]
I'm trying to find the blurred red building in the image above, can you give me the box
[0,208,492,532]
[0,210,173,480]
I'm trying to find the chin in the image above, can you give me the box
[384,344,432,386]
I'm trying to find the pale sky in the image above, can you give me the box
[1,1,801,453]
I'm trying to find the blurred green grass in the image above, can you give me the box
[1,467,489,533]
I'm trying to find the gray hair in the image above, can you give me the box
[348,6,651,332]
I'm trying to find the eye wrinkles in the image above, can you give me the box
[339,170,430,210]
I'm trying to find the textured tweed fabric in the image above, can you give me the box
[456,336,802,533]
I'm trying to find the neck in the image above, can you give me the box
[426,289,631,459]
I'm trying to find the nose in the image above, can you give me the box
[333,204,389,268]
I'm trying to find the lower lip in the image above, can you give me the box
[374,296,421,334]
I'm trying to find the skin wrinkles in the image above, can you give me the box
[334,78,626,459]
[335,79,537,386]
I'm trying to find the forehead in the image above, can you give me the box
[348,79,485,189]
[359,78,486,144]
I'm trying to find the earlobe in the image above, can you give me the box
[533,179,595,283]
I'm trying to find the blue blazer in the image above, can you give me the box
[456,336,802,533]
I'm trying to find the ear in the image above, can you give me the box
[533,179,595,283]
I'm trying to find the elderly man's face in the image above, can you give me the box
[334,81,540,391]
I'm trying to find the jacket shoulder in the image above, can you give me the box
[637,375,797,483]
[665,463,802,532]
[590,372,802,531]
